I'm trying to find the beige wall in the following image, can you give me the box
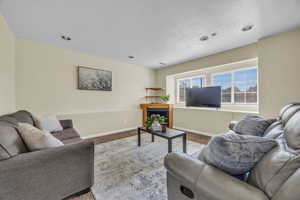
[156,43,258,88]
[156,27,300,135]
[174,108,248,135]
[4,11,300,137]
[0,14,15,115]
[259,27,300,118]
[15,39,155,136]
[156,44,258,135]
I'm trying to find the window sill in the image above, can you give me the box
[174,105,259,114]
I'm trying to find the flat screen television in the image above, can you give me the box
[186,86,221,108]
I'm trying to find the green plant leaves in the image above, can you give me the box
[145,114,168,128]
[160,95,170,102]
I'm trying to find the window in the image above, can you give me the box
[177,76,205,103]
[234,68,257,104]
[213,67,258,104]
[212,73,232,103]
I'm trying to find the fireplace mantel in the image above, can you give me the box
[140,104,173,128]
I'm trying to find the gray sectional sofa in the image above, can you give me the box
[0,110,94,200]
[165,103,300,200]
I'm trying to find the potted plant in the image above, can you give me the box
[160,95,170,103]
[145,114,168,132]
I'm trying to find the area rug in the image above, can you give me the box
[92,135,204,200]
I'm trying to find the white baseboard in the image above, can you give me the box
[81,127,137,139]
[173,126,221,137]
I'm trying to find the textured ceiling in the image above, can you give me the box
[1,0,300,68]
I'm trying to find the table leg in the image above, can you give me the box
[152,134,155,142]
[183,134,187,153]
[138,128,141,147]
[168,139,172,153]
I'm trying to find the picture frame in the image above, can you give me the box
[77,66,112,91]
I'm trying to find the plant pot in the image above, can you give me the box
[161,123,167,133]
[151,120,162,132]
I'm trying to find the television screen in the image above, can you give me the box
[186,86,221,108]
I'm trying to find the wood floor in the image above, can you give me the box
[86,129,211,145]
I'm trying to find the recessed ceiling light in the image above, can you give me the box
[211,32,217,37]
[200,35,209,41]
[242,25,254,32]
[128,56,135,59]
[61,35,71,41]
[160,62,166,66]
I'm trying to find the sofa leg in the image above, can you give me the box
[63,188,91,199]
[76,188,91,196]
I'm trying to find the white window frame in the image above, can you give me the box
[212,66,258,105]
[176,75,206,104]
[211,71,232,105]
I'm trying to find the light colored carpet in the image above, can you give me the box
[92,134,204,200]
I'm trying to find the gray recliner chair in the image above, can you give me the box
[164,103,300,200]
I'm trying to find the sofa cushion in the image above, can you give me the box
[284,111,300,149]
[0,121,28,160]
[59,119,73,129]
[248,137,300,198]
[7,110,36,126]
[17,123,64,151]
[0,145,10,160]
[198,131,277,175]
[51,128,80,141]
[233,115,276,136]
[36,115,63,132]
[279,103,300,125]
[0,116,19,126]
[263,121,284,139]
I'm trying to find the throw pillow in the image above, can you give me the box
[234,115,276,136]
[17,123,64,151]
[198,131,277,175]
[36,115,63,132]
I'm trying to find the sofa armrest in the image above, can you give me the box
[229,120,238,130]
[164,152,205,184]
[164,153,268,200]
[60,119,73,129]
[0,141,94,200]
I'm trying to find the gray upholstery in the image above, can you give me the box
[0,111,94,200]
[0,121,28,160]
[7,110,36,126]
[285,111,300,149]
[59,119,74,129]
[248,137,300,198]
[52,127,80,141]
[199,131,277,175]
[233,115,276,136]
[164,103,300,200]
[0,115,19,126]
[165,153,268,200]
[263,121,284,139]
[62,137,83,144]
[271,168,300,200]
[0,141,94,200]
[279,103,300,125]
